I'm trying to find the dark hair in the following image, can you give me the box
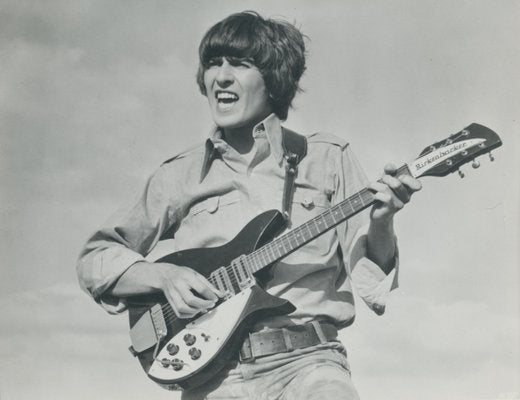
[196,11,306,121]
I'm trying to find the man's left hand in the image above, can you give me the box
[367,163,422,224]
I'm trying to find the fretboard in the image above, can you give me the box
[243,164,411,273]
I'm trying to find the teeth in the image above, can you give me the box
[216,92,238,101]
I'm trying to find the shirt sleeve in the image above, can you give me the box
[76,165,177,314]
[332,144,399,315]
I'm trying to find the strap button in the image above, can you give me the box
[302,197,314,209]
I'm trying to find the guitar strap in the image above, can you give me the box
[281,127,307,223]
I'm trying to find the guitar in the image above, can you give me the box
[126,123,502,391]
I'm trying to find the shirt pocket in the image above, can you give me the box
[178,192,242,249]
[189,192,240,216]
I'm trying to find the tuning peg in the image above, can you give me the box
[458,169,465,178]
[488,152,495,162]
[472,159,480,169]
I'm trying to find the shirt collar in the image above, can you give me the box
[200,113,284,182]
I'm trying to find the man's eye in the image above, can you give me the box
[207,58,223,67]
[228,58,252,68]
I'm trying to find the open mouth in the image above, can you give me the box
[215,90,239,111]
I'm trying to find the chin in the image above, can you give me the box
[213,113,249,130]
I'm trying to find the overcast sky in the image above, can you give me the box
[1,1,519,399]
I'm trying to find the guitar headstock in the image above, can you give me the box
[407,123,502,178]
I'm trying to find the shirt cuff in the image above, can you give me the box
[351,254,399,315]
[348,225,400,315]
[79,248,146,314]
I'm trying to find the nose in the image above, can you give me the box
[215,59,234,87]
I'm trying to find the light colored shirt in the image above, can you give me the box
[77,114,398,329]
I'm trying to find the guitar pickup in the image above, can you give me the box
[129,304,167,353]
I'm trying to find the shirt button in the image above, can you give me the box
[302,197,314,209]
[207,198,219,213]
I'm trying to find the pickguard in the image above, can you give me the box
[148,287,254,382]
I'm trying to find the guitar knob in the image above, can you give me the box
[171,358,184,371]
[189,348,202,360]
[183,334,196,346]
[167,343,179,356]
[160,358,171,368]
[472,160,480,169]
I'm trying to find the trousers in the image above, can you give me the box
[181,343,360,400]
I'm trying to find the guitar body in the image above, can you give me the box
[127,209,296,390]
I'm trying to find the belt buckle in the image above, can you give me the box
[239,333,256,363]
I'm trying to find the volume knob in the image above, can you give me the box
[183,334,196,346]
[189,348,202,360]
[171,358,184,371]
[167,343,179,355]
[160,358,170,368]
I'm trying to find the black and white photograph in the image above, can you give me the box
[1,1,518,399]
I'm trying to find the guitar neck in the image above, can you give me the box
[245,164,412,273]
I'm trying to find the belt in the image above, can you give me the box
[239,321,338,363]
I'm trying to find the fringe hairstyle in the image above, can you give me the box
[196,11,307,121]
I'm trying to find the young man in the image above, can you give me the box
[77,11,421,400]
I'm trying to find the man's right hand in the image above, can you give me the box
[109,261,224,318]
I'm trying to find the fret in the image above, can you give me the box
[302,222,312,241]
[249,255,261,274]
[329,207,339,224]
[254,251,261,270]
[279,239,289,254]
[350,195,361,210]
[337,203,346,218]
[273,242,283,258]
[266,244,277,263]
[260,248,270,265]
[310,218,321,235]
[316,215,327,231]
[345,197,356,214]
[323,209,335,226]
[292,227,302,245]
[287,231,298,249]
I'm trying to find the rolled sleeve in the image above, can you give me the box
[76,165,177,313]
[347,224,399,315]
[333,144,400,315]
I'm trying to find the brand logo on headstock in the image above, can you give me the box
[409,139,485,177]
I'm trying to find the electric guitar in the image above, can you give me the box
[126,123,502,391]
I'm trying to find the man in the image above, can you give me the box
[77,11,421,400]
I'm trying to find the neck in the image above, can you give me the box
[221,112,273,154]
[222,124,255,154]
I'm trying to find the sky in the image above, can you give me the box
[1,0,519,399]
